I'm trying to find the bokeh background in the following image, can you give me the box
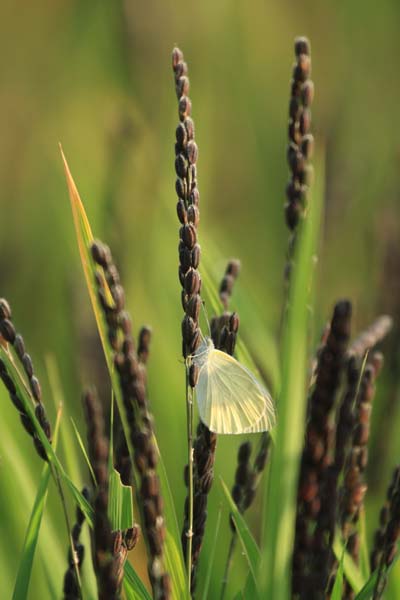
[1,1,400,598]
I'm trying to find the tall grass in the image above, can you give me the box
[0,34,399,600]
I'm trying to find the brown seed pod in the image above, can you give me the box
[179,96,192,120]
[191,244,201,269]
[181,223,197,249]
[176,199,187,224]
[14,334,25,360]
[0,298,12,320]
[0,318,16,343]
[187,205,200,227]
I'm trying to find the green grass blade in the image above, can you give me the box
[201,507,222,600]
[242,571,258,599]
[331,547,345,600]
[259,151,324,599]
[359,507,370,581]
[124,562,152,600]
[12,464,52,600]
[220,478,260,593]
[12,406,62,600]
[354,571,378,600]
[333,534,365,593]
[108,467,134,531]
[70,417,97,485]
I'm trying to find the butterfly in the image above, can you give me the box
[192,337,275,434]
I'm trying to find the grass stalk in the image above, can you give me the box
[220,534,237,600]
[185,369,194,591]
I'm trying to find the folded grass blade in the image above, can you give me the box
[108,467,134,531]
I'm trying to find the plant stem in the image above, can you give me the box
[186,367,194,592]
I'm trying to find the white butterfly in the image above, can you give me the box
[192,337,275,434]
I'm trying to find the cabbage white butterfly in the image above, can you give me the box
[192,337,275,434]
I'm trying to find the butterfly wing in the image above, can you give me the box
[195,348,275,434]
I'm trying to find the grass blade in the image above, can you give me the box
[333,534,365,593]
[12,465,52,600]
[70,417,97,485]
[220,478,260,592]
[108,467,134,531]
[259,150,324,599]
[331,547,345,600]
[359,507,370,581]
[354,571,378,600]
[12,406,62,600]
[124,562,152,600]
[201,507,222,600]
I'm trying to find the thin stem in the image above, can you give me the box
[220,534,237,600]
[186,366,194,592]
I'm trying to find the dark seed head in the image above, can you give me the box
[187,140,198,165]
[176,123,188,149]
[179,96,192,120]
[0,298,12,320]
[172,47,184,69]
[175,153,188,179]
[184,269,201,295]
[294,37,310,57]
[176,75,190,98]
[181,223,197,249]
[191,244,201,269]
[30,376,42,402]
[0,319,16,344]
[176,199,187,224]
[189,363,199,387]
[238,441,252,463]
[91,241,111,268]
[22,354,34,378]
[14,334,25,359]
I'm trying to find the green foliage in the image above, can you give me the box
[1,4,400,598]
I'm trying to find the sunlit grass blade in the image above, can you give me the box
[124,562,152,600]
[220,478,260,594]
[61,149,188,597]
[201,507,222,600]
[259,150,325,599]
[12,405,62,600]
[0,345,93,526]
[333,534,365,593]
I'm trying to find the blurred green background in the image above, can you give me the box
[1,1,400,598]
